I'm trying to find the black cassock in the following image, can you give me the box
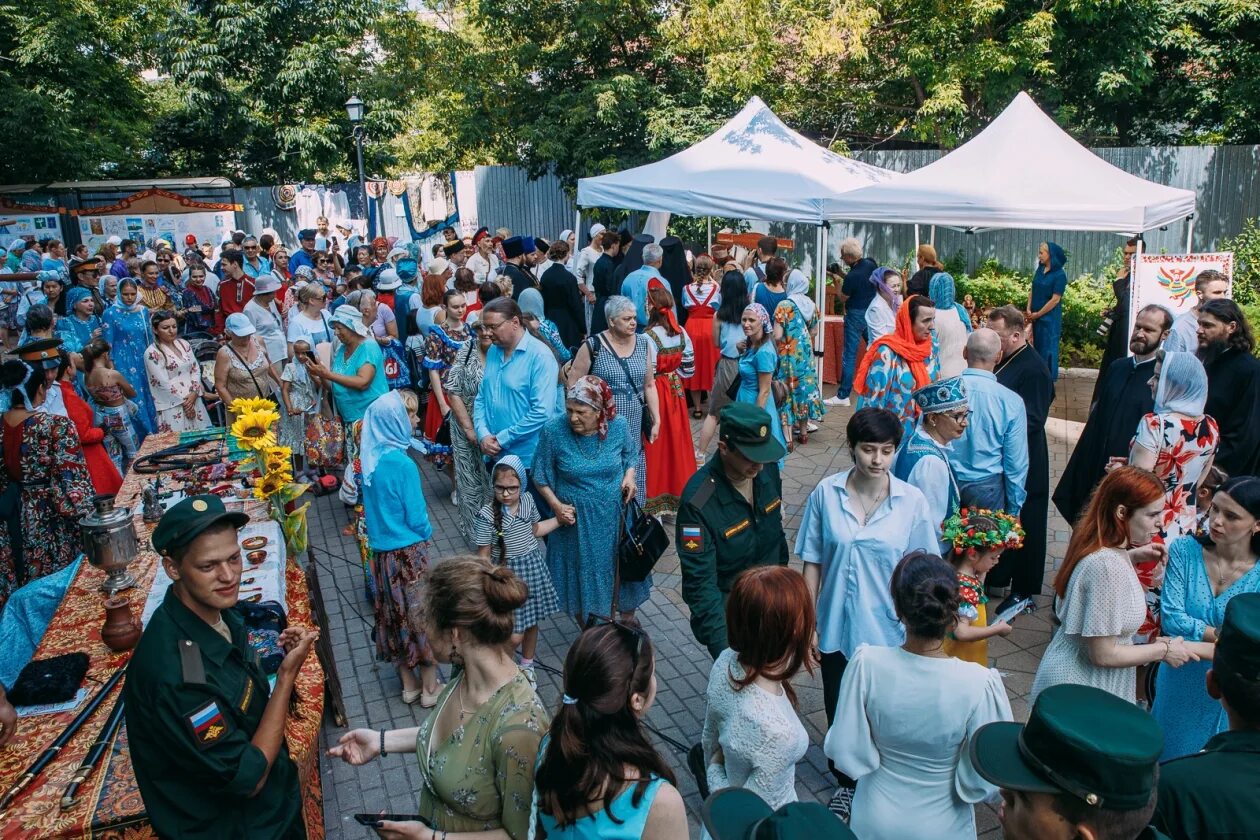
[1053,356,1156,528]
[1205,347,1260,478]
[1090,271,1132,406]
[995,344,1054,598]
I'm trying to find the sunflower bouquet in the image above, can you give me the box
[228,397,310,554]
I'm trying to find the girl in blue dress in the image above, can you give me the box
[1152,477,1260,759]
[736,303,786,461]
[102,279,157,438]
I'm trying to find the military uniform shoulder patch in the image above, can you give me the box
[186,699,230,748]
[680,525,703,552]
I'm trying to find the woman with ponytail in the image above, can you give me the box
[823,551,1012,838]
[329,556,547,840]
[643,279,696,514]
[535,621,687,838]
[0,356,93,610]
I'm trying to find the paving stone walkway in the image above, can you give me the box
[312,370,1098,838]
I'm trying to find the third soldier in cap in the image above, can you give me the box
[676,402,787,658]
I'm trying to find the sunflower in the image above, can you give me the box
[230,396,279,416]
[263,446,293,473]
[253,471,290,500]
[230,408,281,450]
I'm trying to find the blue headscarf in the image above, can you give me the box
[65,286,93,313]
[359,391,424,486]
[1154,351,1209,416]
[929,272,972,333]
[871,266,903,310]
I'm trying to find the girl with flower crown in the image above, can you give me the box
[941,508,1025,665]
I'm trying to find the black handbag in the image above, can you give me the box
[617,498,669,583]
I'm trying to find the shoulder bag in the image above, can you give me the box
[600,333,652,442]
[617,497,669,584]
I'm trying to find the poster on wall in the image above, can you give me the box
[77,211,234,253]
[1129,252,1233,341]
[0,213,64,242]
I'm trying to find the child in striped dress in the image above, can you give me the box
[475,455,561,679]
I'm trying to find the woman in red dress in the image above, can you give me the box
[58,350,122,495]
[682,255,720,418]
[644,280,697,515]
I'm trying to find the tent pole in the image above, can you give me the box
[1185,217,1195,252]
[575,209,582,243]
[707,217,712,253]
[1128,236,1146,349]
[930,225,936,247]
[914,224,921,266]
[815,225,827,377]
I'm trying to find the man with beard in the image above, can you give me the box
[988,305,1054,612]
[1053,304,1172,527]
[1166,269,1230,354]
[1199,298,1260,476]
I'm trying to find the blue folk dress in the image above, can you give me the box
[102,302,157,438]
[1030,242,1068,381]
[736,339,786,463]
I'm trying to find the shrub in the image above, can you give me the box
[1220,218,1260,306]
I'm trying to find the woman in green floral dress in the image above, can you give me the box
[773,271,826,444]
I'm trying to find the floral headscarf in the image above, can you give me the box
[743,302,771,335]
[566,374,617,439]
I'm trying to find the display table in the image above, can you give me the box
[0,432,325,839]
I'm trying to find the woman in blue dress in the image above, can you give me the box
[1152,476,1260,759]
[55,287,102,355]
[102,279,157,438]
[533,375,648,621]
[1026,241,1068,380]
[736,303,786,461]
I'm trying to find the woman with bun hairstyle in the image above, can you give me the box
[0,357,94,610]
[534,621,687,838]
[823,551,1013,839]
[329,555,548,840]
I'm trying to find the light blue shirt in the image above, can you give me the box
[331,339,390,422]
[473,331,559,468]
[362,448,432,551]
[946,368,1029,514]
[718,320,744,357]
[795,468,939,656]
[1163,310,1198,354]
[620,265,671,327]
[242,255,272,279]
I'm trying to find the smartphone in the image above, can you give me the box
[353,814,430,827]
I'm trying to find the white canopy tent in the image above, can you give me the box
[577,96,897,362]
[818,92,1197,236]
[576,96,895,224]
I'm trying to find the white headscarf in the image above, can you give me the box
[787,270,816,321]
[1155,351,1209,417]
[359,391,424,486]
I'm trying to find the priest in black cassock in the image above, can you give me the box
[1054,304,1172,528]
[988,305,1055,611]
[1200,298,1260,477]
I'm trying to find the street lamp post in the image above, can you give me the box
[344,96,368,235]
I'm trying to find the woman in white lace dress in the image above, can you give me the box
[701,566,813,834]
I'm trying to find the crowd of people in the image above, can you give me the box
[1,221,1259,840]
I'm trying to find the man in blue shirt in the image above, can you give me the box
[742,235,778,297]
[620,242,671,329]
[946,328,1029,516]
[287,229,317,276]
[241,236,272,279]
[826,237,878,406]
[473,296,559,475]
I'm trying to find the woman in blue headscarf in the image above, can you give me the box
[1026,241,1067,380]
[929,272,971,378]
[359,390,443,706]
[1129,350,1218,543]
[102,278,157,438]
[56,286,102,356]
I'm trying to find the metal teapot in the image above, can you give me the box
[80,495,140,594]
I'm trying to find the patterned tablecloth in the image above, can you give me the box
[0,432,325,839]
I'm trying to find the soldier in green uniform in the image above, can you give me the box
[123,495,318,839]
[676,402,788,658]
[1154,591,1260,840]
[969,683,1169,840]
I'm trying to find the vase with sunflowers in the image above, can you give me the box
[229,397,311,554]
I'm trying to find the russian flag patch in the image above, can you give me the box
[681,525,703,552]
[186,700,229,748]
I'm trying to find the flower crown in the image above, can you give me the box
[941,507,1025,553]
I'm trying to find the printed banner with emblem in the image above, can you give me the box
[1129,251,1233,344]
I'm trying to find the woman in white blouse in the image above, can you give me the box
[702,565,814,827]
[864,267,903,342]
[144,309,212,433]
[824,551,1013,840]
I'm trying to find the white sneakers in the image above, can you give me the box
[823,396,851,407]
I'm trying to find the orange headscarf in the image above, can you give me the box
[853,298,934,396]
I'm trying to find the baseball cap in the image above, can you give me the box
[224,312,256,337]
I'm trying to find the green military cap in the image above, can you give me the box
[969,683,1163,810]
[151,494,249,556]
[1216,591,1260,680]
[718,403,786,464]
[703,788,857,840]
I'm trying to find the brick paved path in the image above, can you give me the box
[313,370,1097,838]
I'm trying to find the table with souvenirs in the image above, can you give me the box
[0,427,325,840]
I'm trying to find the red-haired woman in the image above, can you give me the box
[1031,466,1201,704]
[701,566,814,817]
[643,279,697,515]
